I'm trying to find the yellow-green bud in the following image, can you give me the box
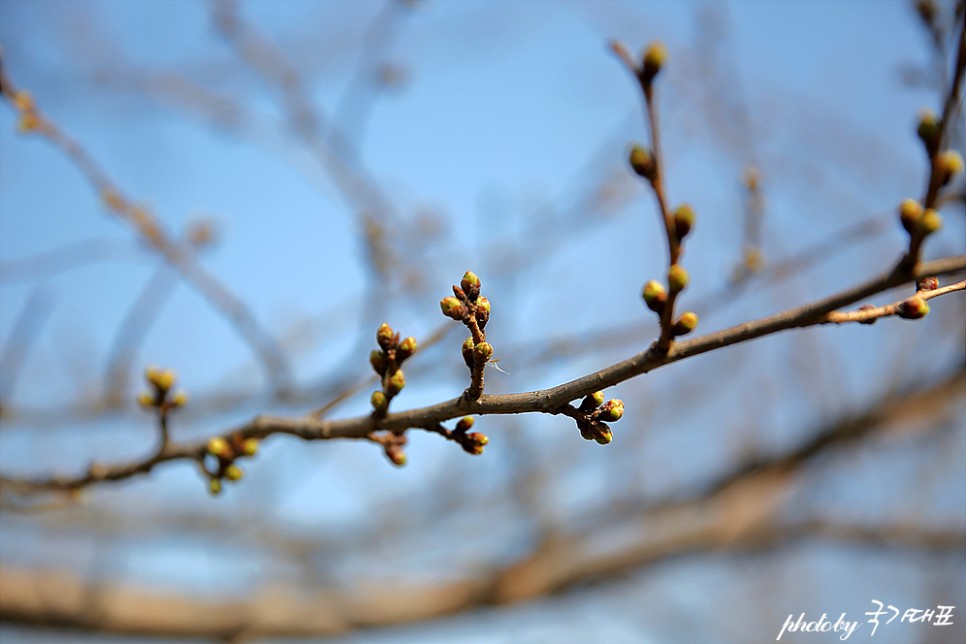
[387,447,406,467]
[629,145,655,179]
[473,341,493,364]
[460,271,481,300]
[599,399,624,422]
[145,366,176,393]
[673,204,695,240]
[370,390,388,413]
[170,391,188,408]
[477,297,491,314]
[594,427,613,445]
[137,391,155,408]
[899,198,923,233]
[440,296,467,320]
[462,336,475,369]
[916,109,941,151]
[456,416,475,432]
[369,349,388,375]
[463,432,489,455]
[642,279,667,313]
[897,296,930,319]
[937,150,964,183]
[207,436,231,459]
[642,41,668,81]
[224,464,244,481]
[672,311,699,336]
[397,336,418,361]
[376,322,395,351]
[917,209,942,235]
[208,478,223,495]
[386,369,406,396]
[667,264,689,293]
[241,438,259,457]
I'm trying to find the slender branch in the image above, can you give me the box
[2,255,961,496]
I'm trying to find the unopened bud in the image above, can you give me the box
[580,391,605,412]
[462,432,489,455]
[462,336,475,369]
[137,392,155,408]
[376,322,395,351]
[145,366,176,393]
[208,478,223,495]
[455,416,475,432]
[207,436,232,459]
[672,311,699,336]
[672,204,695,240]
[916,110,941,152]
[396,336,418,361]
[667,264,689,293]
[642,280,667,313]
[241,438,259,456]
[917,209,942,235]
[641,41,668,82]
[599,399,624,422]
[386,369,406,396]
[629,145,655,179]
[224,463,244,481]
[917,276,939,291]
[473,342,493,365]
[899,199,923,233]
[369,349,388,376]
[460,271,481,300]
[937,150,964,184]
[370,390,389,413]
[897,297,930,319]
[440,296,467,320]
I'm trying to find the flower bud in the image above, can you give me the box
[396,336,418,362]
[917,209,942,235]
[386,369,406,396]
[897,296,930,319]
[386,447,407,467]
[462,432,489,455]
[599,399,624,422]
[455,416,475,432]
[642,280,667,313]
[629,145,655,179]
[580,391,605,412]
[376,322,395,351]
[207,436,232,459]
[667,264,689,293]
[672,204,695,240]
[937,150,964,184]
[241,438,259,457]
[145,366,176,393]
[641,41,668,82]
[440,296,467,320]
[917,276,939,292]
[224,463,244,481]
[370,390,389,413]
[672,311,699,336]
[899,198,923,233]
[594,426,614,445]
[460,271,481,301]
[369,349,388,376]
[462,336,475,369]
[170,391,188,408]
[916,110,941,152]
[137,391,155,408]
[473,342,493,365]
[208,478,223,495]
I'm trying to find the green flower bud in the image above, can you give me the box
[369,349,388,376]
[462,336,475,369]
[594,427,614,445]
[396,336,418,362]
[137,391,155,408]
[208,478,223,495]
[673,204,695,240]
[897,296,930,319]
[642,279,667,313]
[224,463,244,482]
[456,416,475,432]
[386,369,406,396]
[371,390,389,413]
[461,271,481,300]
[580,390,605,412]
[376,322,395,351]
[462,432,489,455]
[473,341,493,365]
[145,366,176,393]
[599,399,624,422]
[629,145,655,179]
[440,296,467,320]
[672,311,699,336]
[667,264,689,293]
[899,198,923,233]
[475,297,491,329]
[169,391,188,408]
[917,209,942,235]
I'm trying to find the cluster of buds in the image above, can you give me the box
[137,366,187,415]
[11,90,41,133]
[369,322,417,416]
[370,432,408,467]
[449,416,489,456]
[205,433,260,495]
[570,391,624,445]
[441,271,492,400]
[898,198,943,238]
